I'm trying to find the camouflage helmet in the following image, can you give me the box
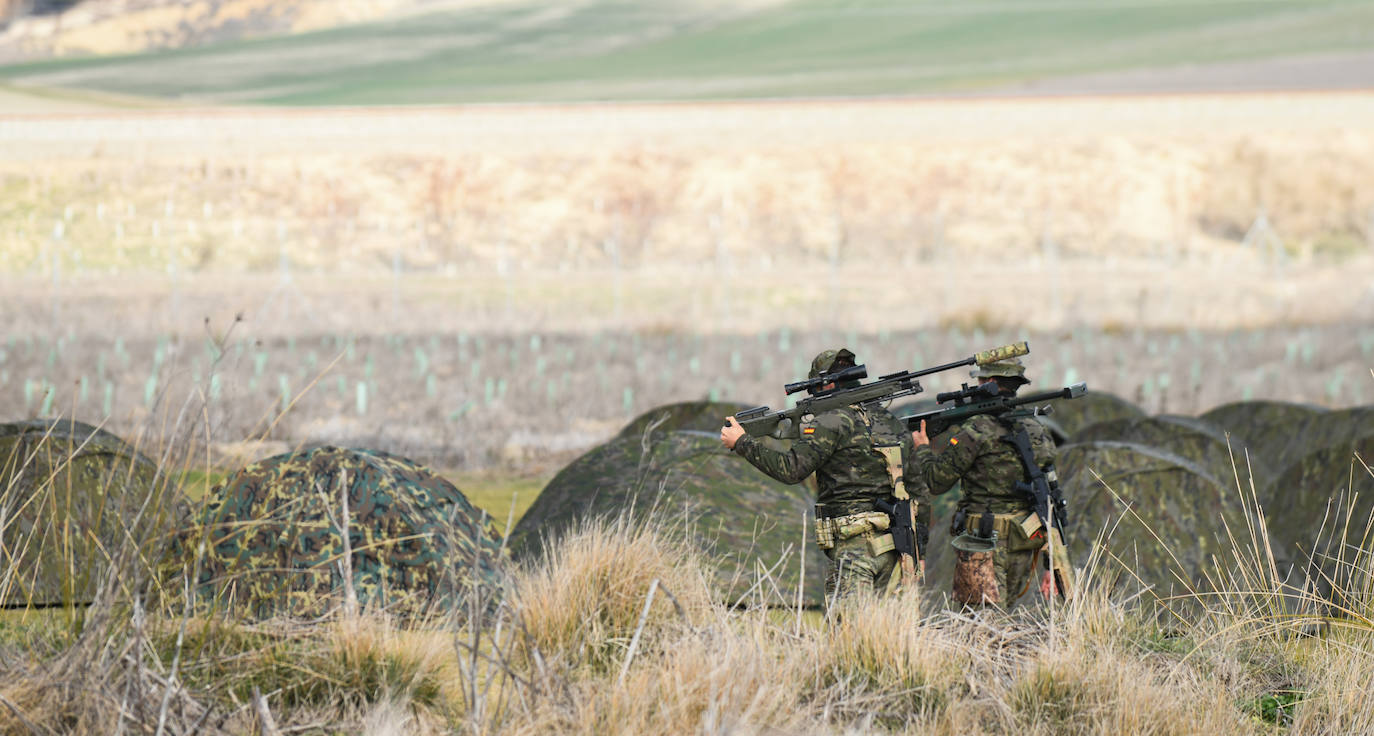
[808,348,857,379]
[971,357,1030,386]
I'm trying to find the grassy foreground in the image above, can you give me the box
[2,479,1373,735]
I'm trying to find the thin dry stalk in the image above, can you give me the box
[616,578,658,688]
[251,687,282,736]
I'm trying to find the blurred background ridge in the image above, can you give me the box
[1,0,1373,104]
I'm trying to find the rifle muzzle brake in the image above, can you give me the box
[972,342,1030,365]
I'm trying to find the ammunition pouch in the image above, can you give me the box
[814,515,836,550]
[866,531,896,557]
[954,510,1047,554]
[814,511,896,557]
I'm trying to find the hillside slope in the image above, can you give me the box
[1,0,1371,104]
[0,0,511,62]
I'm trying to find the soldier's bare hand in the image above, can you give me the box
[911,420,930,447]
[720,416,745,450]
[1039,570,1056,599]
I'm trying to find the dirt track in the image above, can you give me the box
[4,90,1374,161]
[998,50,1374,96]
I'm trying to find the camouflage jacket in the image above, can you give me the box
[914,413,1056,515]
[734,404,931,522]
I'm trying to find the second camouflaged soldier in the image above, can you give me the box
[720,348,931,606]
[911,357,1070,608]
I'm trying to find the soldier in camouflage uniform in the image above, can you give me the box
[720,349,932,607]
[911,358,1067,608]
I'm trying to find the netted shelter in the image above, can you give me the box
[511,421,825,606]
[1,418,180,608]
[1200,400,1328,466]
[194,446,505,618]
[1194,401,1374,505]
[1045,391,1144,439]
[1072,415,1265,496]
[1261,407,1374,483]
[1262,436,1374,583]
[1055,440,1245,596]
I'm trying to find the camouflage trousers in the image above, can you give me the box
[952,541,1039,609]
[823,535,900,607]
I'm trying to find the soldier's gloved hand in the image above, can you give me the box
[911,420,930,448]
[720,416,745,450]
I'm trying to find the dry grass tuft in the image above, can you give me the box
[517,620,807,736]
[810,595,968,726]
[510,515,715,673]
[1007,639,1243,736]
[5,437,1374,733]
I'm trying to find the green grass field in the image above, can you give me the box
[2,0,1372,104]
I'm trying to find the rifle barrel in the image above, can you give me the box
[1016,382,1087,405]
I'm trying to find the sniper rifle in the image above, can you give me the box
[730,342,1031,440]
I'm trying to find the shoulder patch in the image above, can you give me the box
[949,436,959,446]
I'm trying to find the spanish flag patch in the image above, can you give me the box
[949,437,959,446]
[803,427,816,435]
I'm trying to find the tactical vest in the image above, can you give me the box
[812,404,914,556]
[809,404,908,514]
[857,404,910,504]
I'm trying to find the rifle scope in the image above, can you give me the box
[935,382,1000,404]
[783,364,868,395]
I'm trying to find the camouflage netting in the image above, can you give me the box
[1072,415,1267,497]
[1200,400,1328,465]
[617,400,752,440]
[1263,436,1374,581]
[1044,391,1144,439]
[1260,407,1374,486]
[1055,441,1245,597]
[194,446,505,618]
[511,422,826,605]
[1,418,182,607]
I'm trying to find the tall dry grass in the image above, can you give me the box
[2,445,1373,734]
